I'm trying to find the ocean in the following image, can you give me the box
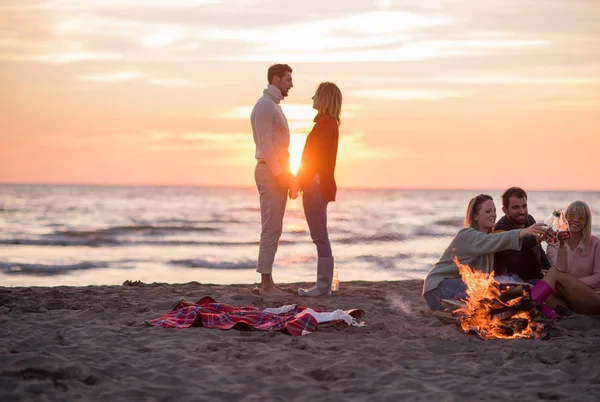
[1,184,599,287]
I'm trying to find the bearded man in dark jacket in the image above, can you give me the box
[493,187,551,281]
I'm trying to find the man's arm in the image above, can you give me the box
[253,101,283,177]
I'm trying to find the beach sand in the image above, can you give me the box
[1,280,599,401]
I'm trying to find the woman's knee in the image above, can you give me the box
[424,290,442,311]
[311,232,330,244]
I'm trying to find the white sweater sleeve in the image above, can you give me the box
[253,101,283,177]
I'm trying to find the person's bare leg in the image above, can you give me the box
[545,294,569,309]
[543,267,600,315]
[259,274,288,296]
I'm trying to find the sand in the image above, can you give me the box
[1,279,599,402]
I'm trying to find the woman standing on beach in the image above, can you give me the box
[422,194,549,310]
[546,200,600,291]
[296,82,342,297]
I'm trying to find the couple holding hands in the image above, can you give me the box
[251,64,341,296]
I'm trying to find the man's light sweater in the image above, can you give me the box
[251,85,290,177]
[422,228,523,295]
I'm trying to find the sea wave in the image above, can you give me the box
[154,218,247,224]
[0,261,110,275]
[0,238,265,247]
[54,225,221,237]
[0,232,414,247]
[433,218,463,227]
[335,233,407,244]
[0,237,311,247]
[169,259,257,269]
[356,252,441,271]
[411,228,455,237]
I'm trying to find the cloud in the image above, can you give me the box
[0,36,121,63]
[205,10,465,62]
[358,75,600,86]
[205,10,456,48]
[221,104,358,120]
[79,71,143,82]
[77,71,203,87]
[138,130,255,165]
[7,51,121,64]
[4,0,223,11]
[375,0,393,10]
[175,132,249,142]
[338,132,410,161]
[147,78,202,88]
[0,2,576,66]
[220,38,548,63]
[349,89,472,101]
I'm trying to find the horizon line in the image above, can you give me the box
[1,181,599,193]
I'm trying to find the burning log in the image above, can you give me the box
[498,285,528,303]
[480,297,506,310]
[451,256,546,340]
[502,318,530,333]
[497,325,515,337]
[468,324,515,338]
[489,300,535,320]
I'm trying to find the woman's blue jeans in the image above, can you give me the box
[424,278,467,311]
[302,177,332,258]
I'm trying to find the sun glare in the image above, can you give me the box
[289,134,307,175]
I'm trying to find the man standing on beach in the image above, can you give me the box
[251,63,296,295]
[493,187,552,281]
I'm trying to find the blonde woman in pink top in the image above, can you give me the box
[546,201,600,291]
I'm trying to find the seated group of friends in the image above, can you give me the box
[423,187,600,316]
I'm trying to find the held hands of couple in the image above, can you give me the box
[275,172,300,200]
[289,185,300,200]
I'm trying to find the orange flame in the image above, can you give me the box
[453,256,534,339]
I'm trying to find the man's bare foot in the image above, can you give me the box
[258,284,289,296]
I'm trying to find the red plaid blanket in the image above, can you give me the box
[145,296,364,336]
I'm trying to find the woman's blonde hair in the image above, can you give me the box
[564,200,593,254]
[464,194,494,232]
[316,82,342,125]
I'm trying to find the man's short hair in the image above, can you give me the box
[267,64,292,84]
[501,187,528,208]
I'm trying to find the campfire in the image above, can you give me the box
[440,257,549,340]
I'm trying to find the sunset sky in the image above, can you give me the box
[1,0,599,190]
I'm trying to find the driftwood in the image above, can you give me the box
[440,299,466,311]
[431,310,460,325]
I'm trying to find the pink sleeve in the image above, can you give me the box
[578,240,600,289]
[547,243,570,272]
